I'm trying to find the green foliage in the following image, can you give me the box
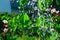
[20,0,28,7]
[38,0,53,10]
[50,32,58,40]
[55,24,60,29]
[26,37,35,40]
[16,37,21,40]
[36,15,46,27]
[56,0,60,6]
[24,15,32,27]
[0,0,60,40]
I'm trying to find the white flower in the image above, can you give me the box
[3,28,8,33]
[2,20,8,24]
[50,28,54,32]
[51,8,56,13]
[56,11,59,14]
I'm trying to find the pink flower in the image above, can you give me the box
[3,24,8,27]
[51,8,56,14]
[2,20,8,24]
[3,28,8,33]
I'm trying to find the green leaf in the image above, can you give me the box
[20,0,28,7]
[55,24,60,29]
[16,37,21,40]
[24,13,30,23]
[36,15,45,27]
[38,0,53,10]
[50,32,58,40]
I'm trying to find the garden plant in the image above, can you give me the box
[0,0,60,40]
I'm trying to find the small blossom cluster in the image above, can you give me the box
[2,20,9,35]
[46,8,60,16]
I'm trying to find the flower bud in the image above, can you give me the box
[2,20,8,24]
[3,24,8,27]
[3,28,8,33]
[51,8,56,14]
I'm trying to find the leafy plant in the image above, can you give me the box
[38,0,53,10]
[20,0,28,7]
